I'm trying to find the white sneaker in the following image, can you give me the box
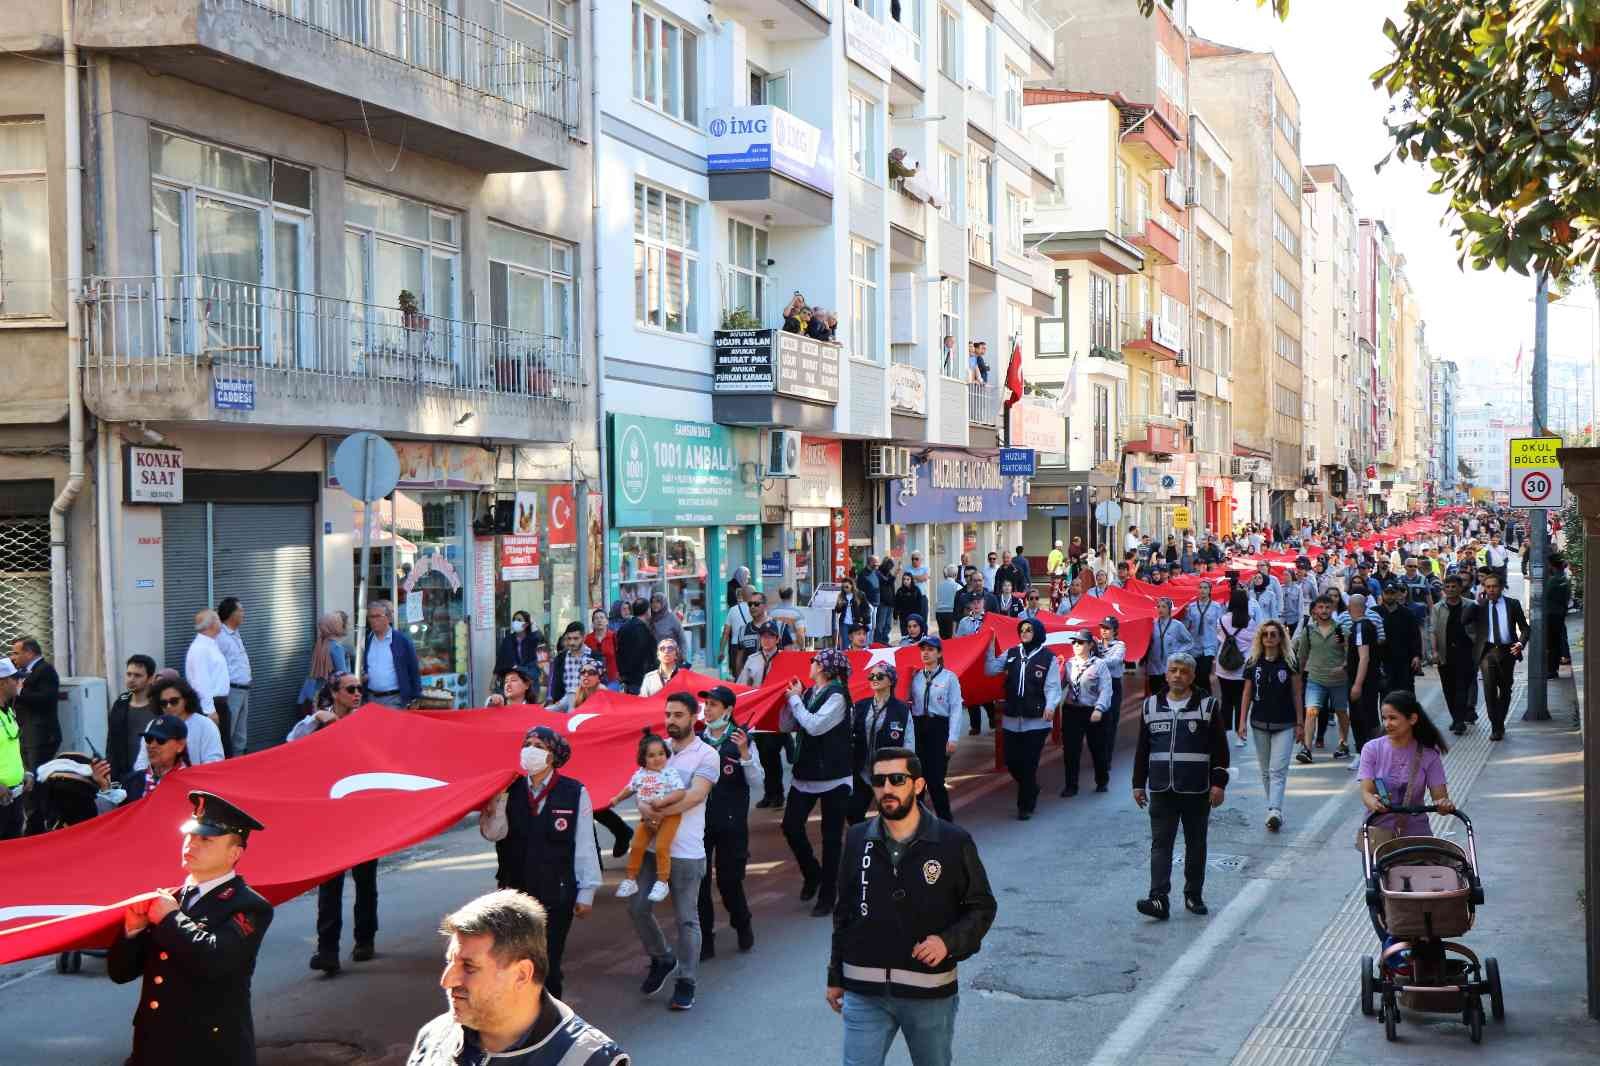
[616,879,639,898]
[647,880,671,902]
[1265,809,1282,832]
[1233,735,1249,749]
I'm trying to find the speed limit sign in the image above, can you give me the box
[1508,436,1563,508]
[1519,470,1555,504]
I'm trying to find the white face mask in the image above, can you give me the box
[511,619,526,634]
[519,745,549,776]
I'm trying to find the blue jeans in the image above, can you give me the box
[1251,725,1296,811]
[842,990,958,1066]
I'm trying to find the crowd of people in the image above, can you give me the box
[780,293,839,342]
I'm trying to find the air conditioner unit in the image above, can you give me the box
[58,676,111,754]
[766,429,802,478]
[867,445,909,479]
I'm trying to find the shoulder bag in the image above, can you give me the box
[1354,744,1423,852]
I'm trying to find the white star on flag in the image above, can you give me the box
[1044,632,1074,646]
[1112,603,1126,614]
[863,646,902,669]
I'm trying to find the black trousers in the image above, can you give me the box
[0,797,22,841]
[1002,727,1049,813]
[697,821,752,939]
[912,720,953,820]
[781,783,849,903]
[19,721,59,836]
[1217,678,1247,734]
[593,806,632,848]
[213,697,234,760]
[317,859,378,953]
[1480,646,1516,731]
[1440,653,1478,727]
[1349,682,1381,751]
[1061,704,1110,793]
[936,612,955,639]
[1148,790,1211,898]
[1548,616,1570,674]
[754,733,792,803]
[1193,655,1214,696]
[1095,678,1124,773]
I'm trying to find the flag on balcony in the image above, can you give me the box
[1055,351,1081,417]
[1004,335,1024,408]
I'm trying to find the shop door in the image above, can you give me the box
[163,501,316,750]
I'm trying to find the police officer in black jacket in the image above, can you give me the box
[848,663,912,824]
[696,685,762,960]
[1374,578,1425,696]
[108,790,274,1066]
[827,747,996,1066]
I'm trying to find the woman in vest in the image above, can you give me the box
[847,662,913,824]
[982,618,1060,819]
[697,686,761,960]
[1237,620,1303,833]
[1095,616,1128,779]
[1132,652,1231,921]
[477,726,600,1000]
[780,649,855,916]
[909,635,964,821]
[1060,630,1113,797]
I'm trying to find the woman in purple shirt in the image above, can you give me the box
[1358,690,1455,837]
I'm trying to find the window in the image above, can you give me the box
[1193,315,1213,372]
[1272,268,1300,312]
[1218,321,1232,376]
[1274,97,1299,150]
[1156,48,1185,108]
[1004,66,1024,128]
[1039,150,1066,206]
[968,151,994,261]
[489,222,575,349]
[1005,190,1025,255]
[345,181,459,362]
[1090,272,1113,352]
[1007,301,1024,349]
[1274,327,1301,366]
[965,10,994,93]
[632,3,698,123]
[1093,383,1112,464]
[938,6,960,81]
[502,0,576,90]
[1036,270,1067,356]
[849,93,880,180]
[1274,212,1299,255]
[850,239,882,364]
[894,0,925,62]
[938,276,961,375]
[0,120,49,317]
[939,148,961,223]
[633,180,700,333]
[749,66,789,109]
[1273,155,1298,199]
[724,218,768,323]
[1275,384,1301,419]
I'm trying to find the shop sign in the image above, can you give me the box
[888,364,927,415]
[883,448,1028,524]
[843,3,892,81]
[1173,505,1192,529]
[761,550,784,578]
[609,413,761,527]
[213,377,255,411]
[547,485,577,546]
[474,538,497,632]
[706,105,834,195]
[326,440,494,489]
[124,445,184,504]
[830,508,850,581]
[1007,400,1065,452]
[501,534,542,581]
[713,330,841,405]
[791,437,844,510]
[998,448,1036,477]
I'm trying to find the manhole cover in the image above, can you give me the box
[1172,852,1247,872]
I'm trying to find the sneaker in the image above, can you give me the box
[1135,895,1170,921]
[640,955,678,996]
[669,978,696,1011]
[647,880,671,902]
[1265,809,1282,832]
[616,878,639,899]
[1183,893,1209,916]
[1347,759,1359,772]
[351,942,375,963]
[1295,746,1313,765]
[308,951,341,975]
[1332,743,1351,760]
[1233,735,1249,749]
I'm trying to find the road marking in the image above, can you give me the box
[0,962,53,993]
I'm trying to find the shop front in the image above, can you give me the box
[882,448,1028,585]
[607,413,762,670]
[774,436,843,603]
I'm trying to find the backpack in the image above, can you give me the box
[1217,621,1245,672]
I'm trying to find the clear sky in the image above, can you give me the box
[1185,0,1599,404]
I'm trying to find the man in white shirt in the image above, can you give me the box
[214,597,252,756]
[629,692,719,1011]
[185,609,233,751]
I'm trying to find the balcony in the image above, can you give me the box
[889,182,927,265]
[707,105,834,225]
[968,381,1001,427]
[717,0,830,39]
[1121,216,1180,266]
[711,328,842,432]
[1033,230,1145,276]
[1123,413,1186,455]
[1120,312,1183,362]
[77,0,574,173]
[80,275,579,441]
[1120,112,1180,169]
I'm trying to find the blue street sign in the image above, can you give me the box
[214,378,256,410]
[998,447,1036,477]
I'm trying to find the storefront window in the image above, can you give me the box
[618,528,708,665]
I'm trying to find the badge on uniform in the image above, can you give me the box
[218,886,235,901]
[231,912,255,937]
[1188,721,1198,733]
[922,860,942,885]
[553,817,569,831]
[722,763,734,775]
[889,727,903,741]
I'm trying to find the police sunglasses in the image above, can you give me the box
[870,772,917,788]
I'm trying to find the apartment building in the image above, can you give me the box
[0,0,594,737]
[1431,358,1460,502]
[1190,40,1306,526]
[1392,265,1430,509]
[1305,164,1360,516]
[1456,405,1526,498]
[1189,117,1236,535]
[598,0,1055,655]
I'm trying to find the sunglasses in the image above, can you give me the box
[143,735,175,744]
[340,684,362,694]
[870,772,916,787]
[867,672,891,683]
[159,696,184,708]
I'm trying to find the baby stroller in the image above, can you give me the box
[1357,804,1504,1043]
[33,753,107,974]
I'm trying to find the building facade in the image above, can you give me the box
[1431,359,1460,502]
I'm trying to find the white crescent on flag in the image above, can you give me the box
[551,494,572,532]
[329,772,449,799]
[567,713,602,731]
[0,904,100,924]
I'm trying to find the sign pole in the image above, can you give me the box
[1526,271,1551,721]
[354,437,375,679]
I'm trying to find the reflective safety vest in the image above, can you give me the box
[1141,689,1215,794]
[0,706,21,789]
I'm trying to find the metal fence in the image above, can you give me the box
[81,275,580,413]
[967,381,1000,427]
[0,517,52,658]
[207,0,575,130]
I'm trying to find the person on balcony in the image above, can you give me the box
[806,306,835,342]
[782,293,808,334]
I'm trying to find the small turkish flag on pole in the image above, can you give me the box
[1004,335,1024,409]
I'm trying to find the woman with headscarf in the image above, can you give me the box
[478,726,598,1000]
[984,617,1060,819]
[298,611,350,711]
[727,564,752,608]
[493,610,544,687]
[639,638,686,697]
[892,571,928,638]
[898,613,928,646]
[847,661,912,824]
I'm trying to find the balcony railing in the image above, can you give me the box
[968,381,1000,427]
[81,275,579,410]
[1120,310,1183,358]
[206,0,575,130]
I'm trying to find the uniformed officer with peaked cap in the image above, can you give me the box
[108,789,274,1066]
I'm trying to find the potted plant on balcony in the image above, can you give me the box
[398,289,427,331]
[720,306,761,330]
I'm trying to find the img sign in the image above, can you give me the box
[609,413,760,527]
[883,448,1029,524]
[706,105,834,196]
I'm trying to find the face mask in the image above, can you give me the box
[511,620,526,634]
[519,746,549,776]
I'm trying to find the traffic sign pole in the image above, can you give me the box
[1527,272,1550,722]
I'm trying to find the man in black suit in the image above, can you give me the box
[108,789,273,1066]
[10,636,60,835]
[613,599,657,694]
[1470,572,1529,741]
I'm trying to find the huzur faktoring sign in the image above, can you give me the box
[883,448,1029,524]
[608,413,761,527]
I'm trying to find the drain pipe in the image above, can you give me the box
[50,0,86,668]
[589,0,607,609]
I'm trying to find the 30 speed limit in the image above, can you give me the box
[1508,435,1564,508]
